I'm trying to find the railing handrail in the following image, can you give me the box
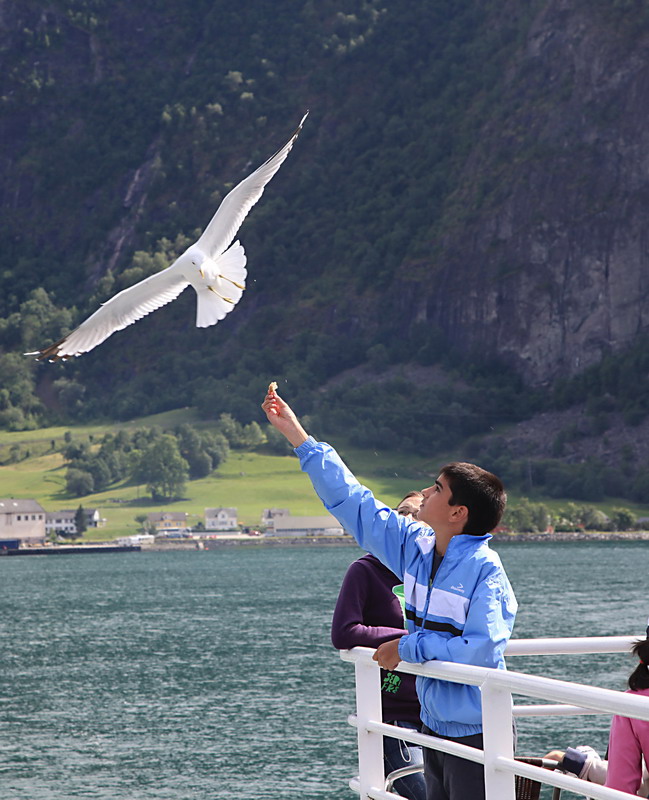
[341,644,649,720]
[506,634,639,656]
[342,634,649,800]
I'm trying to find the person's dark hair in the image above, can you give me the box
[396,491,423,516]
[628,639,649,691]
[440,462,506,534]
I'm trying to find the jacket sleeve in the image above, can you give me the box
[331,560,406,650]
[296,437,420,580]
[605,713,643,793]
[397,567,516,668]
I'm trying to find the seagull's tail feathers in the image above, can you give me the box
[217,240,248,288]
[195,241,247,328]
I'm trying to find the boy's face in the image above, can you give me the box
[418,474,466,532]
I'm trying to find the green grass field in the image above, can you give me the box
[0,415,432,538]
[1,415,648,540]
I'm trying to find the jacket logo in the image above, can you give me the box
[450,583,465,593]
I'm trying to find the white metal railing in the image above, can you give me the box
[341,635,648,800]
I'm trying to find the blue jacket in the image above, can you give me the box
[296,437,518,737]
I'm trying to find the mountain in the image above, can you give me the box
[1,0,649,501]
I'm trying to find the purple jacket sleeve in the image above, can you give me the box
[331,560,406,650]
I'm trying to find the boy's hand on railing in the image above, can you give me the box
[261,383,309,448]
[373,639,401,671]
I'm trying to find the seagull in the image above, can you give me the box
[27,112,308,362]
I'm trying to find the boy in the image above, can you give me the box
[261,387,517,800]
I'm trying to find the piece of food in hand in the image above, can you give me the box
[268,381,278,393]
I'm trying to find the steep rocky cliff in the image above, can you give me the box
[417,1,649,384]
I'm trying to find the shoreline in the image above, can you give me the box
[492,530,649,542]
[148,531,649,549]
[5,532,647,556]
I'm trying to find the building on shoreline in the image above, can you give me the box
[204,507,238,531]
[147,511,190,534]
[0,499,46,542]
[265,513,345,537]
[261,508,290,527]
[45,508,103,537]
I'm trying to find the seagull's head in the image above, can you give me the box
[185,246,210,279]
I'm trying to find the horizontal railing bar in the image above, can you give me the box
[348,776,402,800]
[505,635,638,655]
[494,756,638,800]
[348,713,484,763]
[340,648,649,720]
[366,720,485,764]
[512,703,602,716]
[354,703,602,723]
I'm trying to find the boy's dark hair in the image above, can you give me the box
[440,462,506,534]
[629,639,649,691]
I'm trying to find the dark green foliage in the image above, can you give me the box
[74,504,87,535]
[502,499,550,533]
[175,423,229,478]
[503,500,637,533]
[66,467,95,496]
[132,434,189,501]
[60,422,233,498]
[553,335,649,427]
[265,426,295,455]
[313,358,534,456]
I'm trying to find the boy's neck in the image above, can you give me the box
[434,527,464,555]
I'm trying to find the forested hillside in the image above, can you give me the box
[2,0,649,503]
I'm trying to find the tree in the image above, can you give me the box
[200,431,230,469]
[74,505,87,536]
[611,507,636,531]
[135,513,156,535]
[241,421,266,449]
[216,413,245,447]
[176,423,213,478]
[581,508,612,531]
[134,434,189,500]
[266,426,294,455]
[53,378,87,417]
[66,468,94,497]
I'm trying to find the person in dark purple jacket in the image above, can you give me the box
[331,493,427,800]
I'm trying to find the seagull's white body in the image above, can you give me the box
[29,112,308,361]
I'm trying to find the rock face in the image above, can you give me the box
[421,2,649,384]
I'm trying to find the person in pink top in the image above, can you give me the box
[606,638,649,795]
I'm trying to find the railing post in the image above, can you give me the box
[354,658,384,799]
[481,678,516,800]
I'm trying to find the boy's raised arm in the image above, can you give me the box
[261,383,309,448]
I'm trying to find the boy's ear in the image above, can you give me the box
[449,505,469,525]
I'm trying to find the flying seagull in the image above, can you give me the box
[27,112,308,362]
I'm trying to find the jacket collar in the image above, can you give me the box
[431,531,491,560]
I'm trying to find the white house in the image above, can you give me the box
[45,508,103,536]
[0,499,46,542]
[266,514,345,537]
[205,507,238,531]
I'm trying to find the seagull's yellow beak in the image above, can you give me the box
[199,267,205,279]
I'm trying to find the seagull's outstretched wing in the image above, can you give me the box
[196,111,308,260]
[27,266,190,362]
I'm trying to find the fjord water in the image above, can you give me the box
[1,541,647,800]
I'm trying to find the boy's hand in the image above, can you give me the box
[261,383,309,448]
[373,639,401,671]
